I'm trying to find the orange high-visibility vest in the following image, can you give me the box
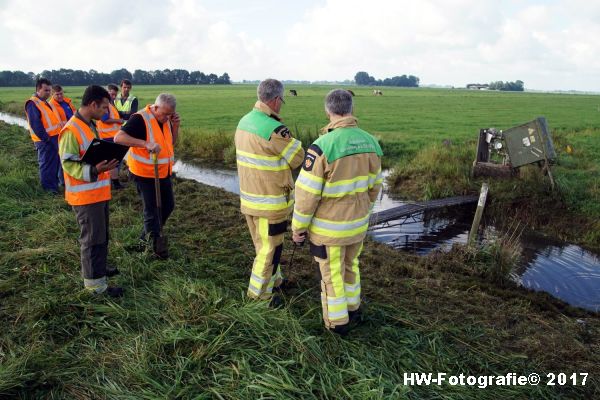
[25,96,62,142]
[96,103,122,139]
[49,97,76,123]
[127,105,174,179]
[60,117,111,206]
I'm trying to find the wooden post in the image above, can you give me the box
[468,183,489,247]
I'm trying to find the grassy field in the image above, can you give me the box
[2,84,599,248]
[1,121,599,398]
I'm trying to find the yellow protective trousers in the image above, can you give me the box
[245,215,286,300]
[313,241,363,328]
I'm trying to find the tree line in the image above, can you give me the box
[354,71,419,87]
[488,80,524,91]
[0,68,231,87]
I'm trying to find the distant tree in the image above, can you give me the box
[0,68,231,86]
[189,71,206,84]
[172,69,190,84]
[207,73,218,84]
[355,71,376,85]
[355,71,419,87]
[109,68,132,84]
[489,80,524,91]
[216,72,231,84]
[133,69,151,85]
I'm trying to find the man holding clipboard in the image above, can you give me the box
[58,85,124,297]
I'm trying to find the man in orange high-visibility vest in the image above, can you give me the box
[97,83,125,189]
[114,93,180,258]
[49,84,76,124]
[59,85,122,297]
[49,84,76,188]
[25,78,62,194]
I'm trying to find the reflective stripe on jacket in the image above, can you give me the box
[235,101,305,220]
[59,117,111,206]
[127,105,174,178]
[292,116,383,246]
[96,103,122,139]
[25,96,62,142]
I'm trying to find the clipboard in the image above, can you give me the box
[80,138,130,165]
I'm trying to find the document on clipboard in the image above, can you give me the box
[80,139,130,165]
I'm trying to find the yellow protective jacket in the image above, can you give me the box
[292,116,383,246]
[235,101,305,221]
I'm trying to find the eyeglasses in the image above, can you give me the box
[278,96,285,104]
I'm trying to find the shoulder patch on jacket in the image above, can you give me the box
[274,125,290,138]
[303,152,317,171]
[308,144,323,156]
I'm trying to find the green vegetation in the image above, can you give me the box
[1,122,599,398]
[2,83,599,244]
[3,84,600,248]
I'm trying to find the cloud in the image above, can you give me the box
[0,0,599,90]
[280,0,600,90]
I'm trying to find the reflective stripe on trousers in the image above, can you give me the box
[240,189,294,212]
[315,242,363,328]
[245,215,285,300]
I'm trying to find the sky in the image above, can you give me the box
[1,0,599,91]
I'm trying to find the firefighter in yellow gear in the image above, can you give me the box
[292,89,383,334]
[235,79,305,302]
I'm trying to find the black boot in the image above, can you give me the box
[269,294,284,309]
[329,323,350,336]
[349,308,363,325]
[106,265,120,277]
[105,287,125,298]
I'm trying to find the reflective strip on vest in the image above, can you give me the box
[97,125,120,135]
[138,111,174,165]
[61,152,80,161]
[61,118,111,206]
[280,139,302,165]
[115,97,134,112]
[309,214,370,238]
[322,175,370,198]
[240,190,293,211]
[29,98,62,136]
[65,179,110,193]
[127,106,174,179]
[369,169,384,187]
[236,149,288,171]
[129,151,174,165]
[67,120,94,151]
[295,169,324,195]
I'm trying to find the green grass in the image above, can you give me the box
[1,122,600,398]
[3,84,600,158]
[2,84,599,242]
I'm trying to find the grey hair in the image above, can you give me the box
[257,79,284,103]
[325,89,353,116]
[155,93,177,109]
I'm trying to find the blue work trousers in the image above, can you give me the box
[34,136,61,192]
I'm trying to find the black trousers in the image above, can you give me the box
[73,201,109,281]
[133,174,175,239]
